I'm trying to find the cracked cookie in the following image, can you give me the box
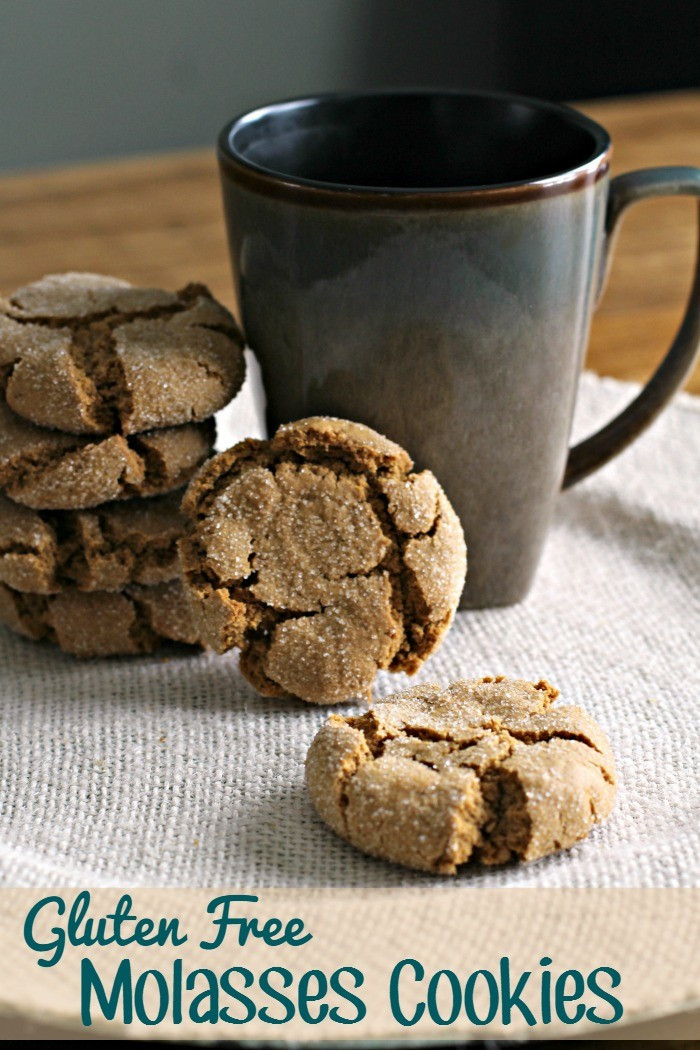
[0,577,200,657]
[306,676,616,873]
[0,490,185,593]
[180,417,467,704]
[0,272,245,434]
[0,400,214,509]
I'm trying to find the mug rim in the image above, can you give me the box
[218,89,612,208]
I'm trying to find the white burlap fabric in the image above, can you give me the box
[0,367,698,889]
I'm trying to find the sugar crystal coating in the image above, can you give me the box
[306,676,616,873]
[0,490,185,593]
[0,577,199,657]
[0,400,214,509]
[1,272,245,435]
[180,417,467,703]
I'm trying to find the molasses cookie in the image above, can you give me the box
[0,490,184,593]
[306,676,616,873]
[0,400,214,509]
[0,272,245,434]
[0,577,199,657]
[180,417,467,703]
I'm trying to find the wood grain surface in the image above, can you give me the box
[0,91,699,393]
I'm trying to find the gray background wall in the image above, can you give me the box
[0,0,369,171]
[1,0,698,172]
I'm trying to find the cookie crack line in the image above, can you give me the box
[364,480,444,671]
[126,594,160,651]
[189,447,407,521]
[354,715,609,762]
[196,458,442,663]
[392,720,609,759]
[193,353,230,387]
[3,280,243,435]
[1,421,213,509]
[188,457,439,593]
[206,562,402,613]
[180,417,466,703]
[0,579,201,656]
[332,735,581,871]
[0,541,38,556]
[307,677,617,873]
[331,732,525,867]
[6,296,198,434]
[503,725,609,758]
[0,516,179,593]
[7,288,194,329]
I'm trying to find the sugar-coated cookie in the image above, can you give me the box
[0,273,245,434]
[0,400,214,509]
[0,490,185,593]
[0,577,199,657]
[306,676,616,873]
[180,417,467,704]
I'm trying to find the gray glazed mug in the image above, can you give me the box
[218,91,700,608]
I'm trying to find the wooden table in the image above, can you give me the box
[1,90,699,394]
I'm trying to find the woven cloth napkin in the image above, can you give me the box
[0,366,698,889]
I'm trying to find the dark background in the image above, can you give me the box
[1,0,698,170]
[360,0,700,100]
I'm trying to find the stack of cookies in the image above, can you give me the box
[0,272,245,657]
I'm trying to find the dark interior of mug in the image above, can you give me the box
[226,92,609,191]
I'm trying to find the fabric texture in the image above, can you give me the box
[0,366,698,888]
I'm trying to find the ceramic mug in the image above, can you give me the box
[218,91,700,608]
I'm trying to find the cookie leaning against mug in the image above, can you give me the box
[0,272,245,434]
[180,417,467,704]
[306,676,616,873]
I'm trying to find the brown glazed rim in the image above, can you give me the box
[218,90,612,210]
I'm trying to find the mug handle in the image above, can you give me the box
[564,166,700,488]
